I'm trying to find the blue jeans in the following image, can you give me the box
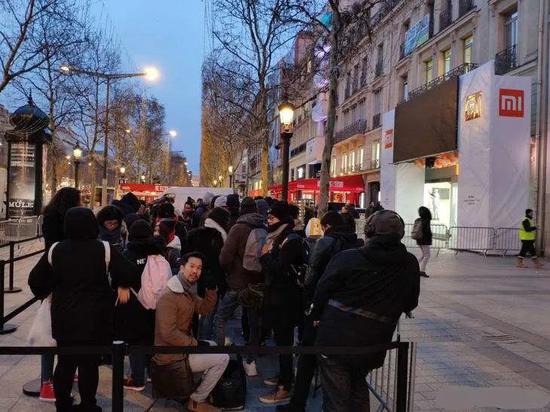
[214,290,260,363]
[41,354,54,383]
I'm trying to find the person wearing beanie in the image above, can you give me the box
[255,198,269,220]
[116,220,167,391]
[258,201,306,405]
[240,197,257,216]
[309,210,419,411]
[97,205,126,252]
[226,194,240,227]
[214,195,228,209]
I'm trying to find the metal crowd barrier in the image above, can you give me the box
[402,224,449,256]
[494,227,522,256]
[0,216,42,245]
[447,226,495,255]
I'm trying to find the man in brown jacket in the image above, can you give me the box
[214,198,266,377]
[155,252,228,412]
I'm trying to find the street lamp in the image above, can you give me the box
[278,97,295,201]
[73,144,82,189]
[60,64,160,206]
[228,165,234,190]
[141,174,146,183]
[213,179,218,187]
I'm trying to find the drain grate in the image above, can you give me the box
[484,334,518,343]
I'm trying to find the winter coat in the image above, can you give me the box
[99,225,125,252]
[112,192,141,217]
[219,213,265,291]
[42,211,65,250]
[415,218,433,246]
[313,235,420,369]
[153,275,217,365]
[165,236,182,275]
[260,223,305,326]
[114,240,164,343]
[304,227,359,303]
[183,224,226,296]
[341,213,356,233]
[192,206,207,229]
[28,207,139,344]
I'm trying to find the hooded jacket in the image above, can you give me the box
[304,227,359,302]
[111,192,141,217]
[219,213,266,290]
[28,207,139,344]
[114,239,164,342]
[153,275,217,365]
[313,235,420,368]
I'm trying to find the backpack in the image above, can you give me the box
[285,233,311,286]
[411,220,423,241]
[211,356,247,410]
[136,255,172,310]
[242,226,268,272]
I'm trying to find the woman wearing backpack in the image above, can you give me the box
[259,201,305,405]
[415,206,433,278]
[115,220,170,391]
[28,207,139,412]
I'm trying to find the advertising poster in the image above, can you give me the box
[8,142,36,218]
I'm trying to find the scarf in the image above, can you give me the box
[204,218,227,242]
[266,222,289,249]
[99,225,122,245]
[178,273,198,297]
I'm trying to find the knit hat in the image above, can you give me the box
[268,201,292,221]
[240,197,257,215]
[203,192,215,206]
[226,194,240,209]
[214,196,227,208]
[365,210,405,239]
[255,199,269,217]
[129,220,153,241]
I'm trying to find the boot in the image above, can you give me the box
[516,256,525,268]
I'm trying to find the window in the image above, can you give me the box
[331,156,336,176]
[373,89,381,115]
[345,71,352,98]
[376,43,384,75]
[425,58,433,84]
[341,154,346,173]
[350,151,356,172]
[359,147,365,169]
[372,141,381,168]
[297,166,305,179]
[443,48,452,74]
[360,56,368,86]
[504,10,518,49]
[463,35,473,64]
[353,63,360,93]
[401,75,409,101]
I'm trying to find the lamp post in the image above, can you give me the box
[228,165,234,190]
[73,143,82,189]
[60,65,159,206]
[119,166,126,183]
[218,174,223,187]
[213,179,218,187]
[140,174,146,183]
[278,98,295,202]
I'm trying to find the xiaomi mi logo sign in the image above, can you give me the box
[499,89,524,117]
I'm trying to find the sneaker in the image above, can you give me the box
[123,378,145,392]
[420,272,430,278]
[263,375,279,386]
[243,360,258,377]
[187,398,220,412]
[39,381,55,402]
[259,386,291,405]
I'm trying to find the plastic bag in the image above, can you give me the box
[27,296,56,347]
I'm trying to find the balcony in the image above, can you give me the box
[372,113,381,129]
[400,42,411,60]
[405,63,477,103]
[375,61,384,77]
[495,45,518,75]
[439,7,452,32]
[459,0,475,17]
[334,119,367,144]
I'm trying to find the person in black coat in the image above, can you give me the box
[115,220,163,391]
[311,210,420,412]
[415,206,433,278]
[259,201,305,405]
[29,207,139,412]
[39,187,81,401]
[279,211,359,412]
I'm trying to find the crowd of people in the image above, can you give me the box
[28,187,420,412]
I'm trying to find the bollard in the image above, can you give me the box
[111,340,125,412]
[4,242,21,293]
[395,342,410,412]
[0,261,17,334]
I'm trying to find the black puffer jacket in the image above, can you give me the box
[114,240,163,342]
[28,207,139,344]
[304,226,359,303]
[42,211,65,250]
[313,235,420,369]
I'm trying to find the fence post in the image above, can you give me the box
[112,340,125,412]
[4,242,21,293]
[395,341,409,412]
[0,261,17,334]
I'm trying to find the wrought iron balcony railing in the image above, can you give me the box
[495,45,518,75]
[405,63,477,103]
[334,119,367,144]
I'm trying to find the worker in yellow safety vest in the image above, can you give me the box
[517,209,541,268]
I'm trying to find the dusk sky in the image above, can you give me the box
[101,0,206,176]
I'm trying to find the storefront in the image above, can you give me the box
[269,174,365,206]
[119,183,167,204]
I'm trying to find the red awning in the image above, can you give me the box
[269,175,365,194]
[120,183,167,197]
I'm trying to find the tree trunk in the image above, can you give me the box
[318,10,341,215]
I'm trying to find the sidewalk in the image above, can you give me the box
[0,247,549,410]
